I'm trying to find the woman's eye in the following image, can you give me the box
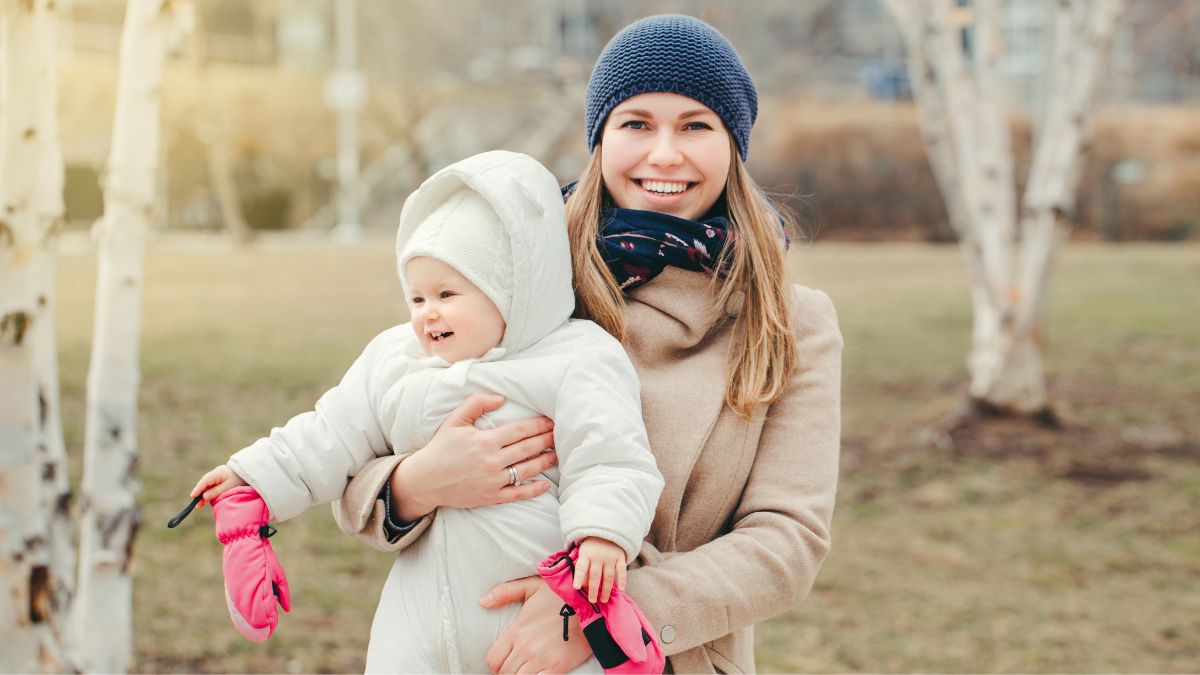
[684,121,713,131]
[620,120,647,130]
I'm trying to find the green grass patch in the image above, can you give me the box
[49,241,1199,673]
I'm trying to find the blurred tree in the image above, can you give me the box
[187,8,253,243]
[883,0,1129,421]
[0,0,75,671]
[72,0,191,672]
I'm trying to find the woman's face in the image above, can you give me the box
[600,92,732,221]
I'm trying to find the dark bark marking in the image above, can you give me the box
[1,311,31,346]
[30,565,50,623]
[0,221,13,245]
[42,462,55,482]
[22,127,36,141]
[125,452,140,482]
[98,511,122,549]
[123,507,143,575]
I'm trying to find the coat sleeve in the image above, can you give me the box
[625,287,842,655]
[329,452,436,552]
[227,330,401,522]
[554,339,665,561]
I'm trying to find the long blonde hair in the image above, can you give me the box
[565,137,801,419]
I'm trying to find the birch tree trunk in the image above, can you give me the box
[0,1,72,671]
[29,1,77,666]
[884,0,1128,419]
[72,1,190,671]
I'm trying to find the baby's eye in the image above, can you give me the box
[411,296,424,305]
[439,290,456,299]
[620,120,648,130]
[684,121,713,131]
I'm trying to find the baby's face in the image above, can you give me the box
[405,256,505,362]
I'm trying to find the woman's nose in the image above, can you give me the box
[647,131,683,167]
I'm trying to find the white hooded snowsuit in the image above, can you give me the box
[227,151,663,673]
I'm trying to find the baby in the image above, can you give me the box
[190,151,663,673]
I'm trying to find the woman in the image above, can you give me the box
[334,14,842,673]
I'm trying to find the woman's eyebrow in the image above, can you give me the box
[613,108,714,120]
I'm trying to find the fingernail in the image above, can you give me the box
[479,593,493,606]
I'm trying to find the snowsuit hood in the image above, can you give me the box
[395,151,574,354]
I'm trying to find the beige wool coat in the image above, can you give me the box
[333,266,843,674]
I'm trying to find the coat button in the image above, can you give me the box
[660,625,677,644]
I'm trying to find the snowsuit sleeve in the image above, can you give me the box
[624,287,842,655]
[553,337,664,561]
[227,329,401,522]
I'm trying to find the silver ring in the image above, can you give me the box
[507,465,519,486]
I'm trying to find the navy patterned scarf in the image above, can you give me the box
[561,182,745,292]
[600,208,733,291]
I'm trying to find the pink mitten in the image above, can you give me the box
[211,487,291,642]
[537,543,664,674]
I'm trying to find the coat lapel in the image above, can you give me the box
[624,267,731,551]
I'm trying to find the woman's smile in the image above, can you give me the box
[630,178,699,207]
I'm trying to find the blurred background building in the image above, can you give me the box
[57,0,1200,241]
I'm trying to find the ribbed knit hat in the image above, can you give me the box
[585,14,758,160]
[398,189,513,320]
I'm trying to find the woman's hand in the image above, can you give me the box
[391,394,558,521]
[482,576,593,674]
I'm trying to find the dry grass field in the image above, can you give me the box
[50,240,1199,673]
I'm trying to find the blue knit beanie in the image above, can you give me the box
[585,14,758,161]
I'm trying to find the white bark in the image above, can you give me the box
[885,0,1128,415]
[73,1,190,672]
[1,1,70,671]
[30,1,76,666]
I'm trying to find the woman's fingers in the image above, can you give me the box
[498,480,552,504]
[487,581,594,674]
[445,393,506,429]
[485,635,514,674]
[499,448,557,487]
[499,653,532,675]
[491,416,554,454]
[494,432,554,475]
[480,575,541,608]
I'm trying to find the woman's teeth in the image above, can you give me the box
[640,180,689,194]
